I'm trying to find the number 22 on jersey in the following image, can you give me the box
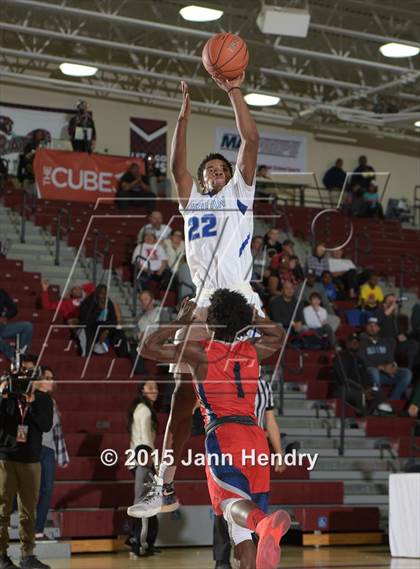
[188,213,217,242]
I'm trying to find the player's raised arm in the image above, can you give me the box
[252,312,285,362]
[170,81,194,209]
[213,72,259,185]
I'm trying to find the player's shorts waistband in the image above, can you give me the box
[198,282,254,302]
[205,415,257,437]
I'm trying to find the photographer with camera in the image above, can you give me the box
[0,359,53,569]
[68,100,96,154]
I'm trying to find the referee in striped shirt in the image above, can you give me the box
[212,378,285,569]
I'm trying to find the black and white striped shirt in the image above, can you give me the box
[255,380,275,428]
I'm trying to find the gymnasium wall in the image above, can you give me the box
[2,83,419,203]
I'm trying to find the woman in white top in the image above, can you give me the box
[127,381,159,557]
[303,292,336,347]
[328,248,358,299]
[163,229,185,271]
[131,230,170,291]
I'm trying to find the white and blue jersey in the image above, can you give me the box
[181,167,257,306]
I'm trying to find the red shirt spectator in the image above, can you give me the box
[41,279,95,321]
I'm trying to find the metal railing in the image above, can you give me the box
[275,344,304,416]
[91,229,112,285]
[54,208,71,265]
[19,189,36,243]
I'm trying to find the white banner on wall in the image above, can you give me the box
[0,103,71,166]
[215,127,307,172]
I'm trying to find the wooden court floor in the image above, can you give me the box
[40,546,418,569]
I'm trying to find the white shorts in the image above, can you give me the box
[169,282,264,374]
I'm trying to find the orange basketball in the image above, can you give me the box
[202,32,249,80]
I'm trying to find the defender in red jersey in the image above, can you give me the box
[139,290,290,569]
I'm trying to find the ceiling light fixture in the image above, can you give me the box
[379,42,419,58]
[59,62,98,77]
[179,5,223,22]
[244,93,280,107]
[414,120,420,127]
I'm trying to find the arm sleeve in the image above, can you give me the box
[132,405,155,450]
[30,392,54,433]
[232,165,256,202]
[377,287,384,303]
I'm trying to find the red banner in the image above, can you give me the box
[33,148,144,203]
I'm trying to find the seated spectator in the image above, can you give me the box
[137,291,162,340]
[306,242,329,279]
[78,285,128,357]
[256,165,271,180]
[301,269,333,314]
[328,248,357,299]
[321,270,339,302]
[40,279,95,324]
[268,281,304,333]
[359,272,384,311]
[303,292,336,347]
[0,288,33,361]
[132,230,171,291]
[263,228,282,258]
[363,182,383,218]
[268,255,301,296]
[351,155,376,191]
[271,240,304,280]
[375,294,419,370]
[333,334,391,415]
[137,210,171,243]
[163,229,185,271]
[323,158,346,205]
[358,317,412,400]
[116,163,156,211]
[145,153,171,198]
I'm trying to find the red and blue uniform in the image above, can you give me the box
[194,339,270,515]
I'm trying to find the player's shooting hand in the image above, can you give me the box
[177,298,196,325]
[179,81,191,120]
[212,71,245,92]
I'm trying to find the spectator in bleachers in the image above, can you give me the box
[131,230,171,292]
[328,248,357,299]
[250,235,268,282]
[0,288,33,362]
[321,271,340,302]
[408,383,420,418]
[322,158,346,205]
[306,242,329,279]
[351,155,376,191]
[78,285,128,357]
[301,270,333,314]
[303,292,337,347]
[145,153,171,198]
[333,334,392,415]
[116,163,156,211]
[256,165,271,180]
[68,99,96,154]
[163,229,185,271]
[359,273,384,311]
[347,182,368,217]
[34,367,69,541]
[271,239,305,282]
[137,291,161,340]
[268,255,301,297]
[363,182,383,219]
[263,228,282,258]
[358,317,412,400]
[40,279,95,324]
[137,211,171,243]
[269,281,304,333]
[21,354,38,372]
[126,381,159,557]
[19,129,47,189]
[375,294,419,370]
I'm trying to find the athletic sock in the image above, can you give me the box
[246,508,267,532]
[158,463,177,485]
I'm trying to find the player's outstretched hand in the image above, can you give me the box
[177,298,197,325]
[179,81,191,120]
[212,71,245,92]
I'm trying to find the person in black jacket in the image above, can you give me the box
[67,100,96,154]
[0,372,53,569]
[0,290,33,362]
[78,285,128,357]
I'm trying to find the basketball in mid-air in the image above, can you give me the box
[202,32,249,80]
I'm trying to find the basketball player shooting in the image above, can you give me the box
[137,292,290,569]
[128,69,264,518]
